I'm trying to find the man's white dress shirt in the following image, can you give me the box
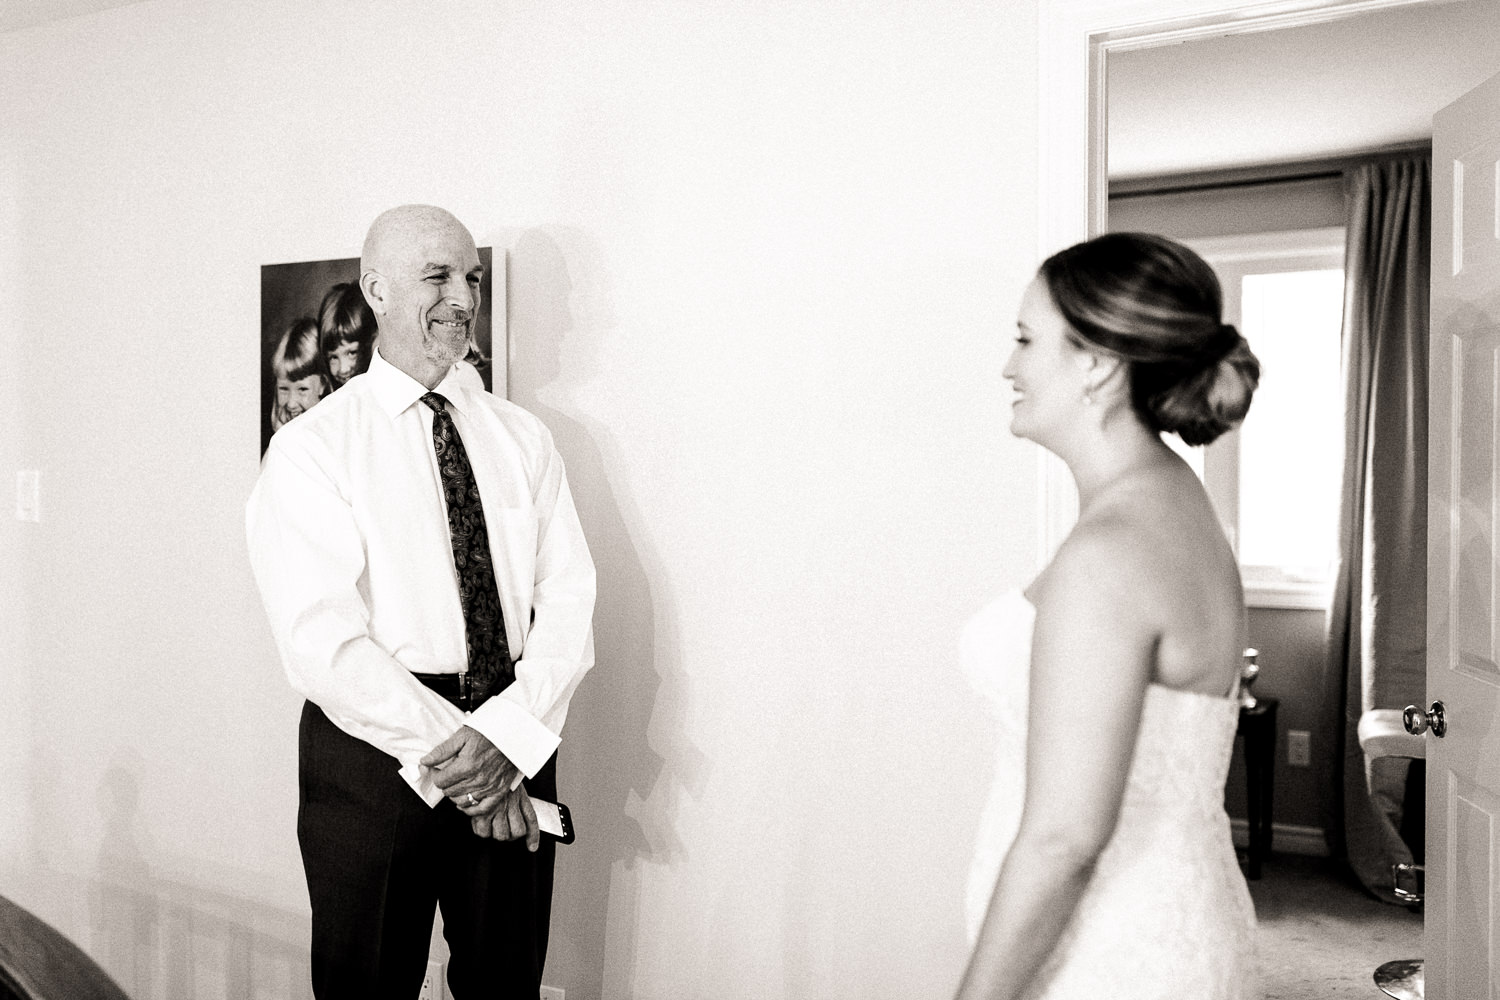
[247,349,596,806]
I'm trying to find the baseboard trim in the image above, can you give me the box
[1230,819,1329,858]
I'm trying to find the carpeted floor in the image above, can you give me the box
[1248,852,1423,999]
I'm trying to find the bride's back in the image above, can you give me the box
[1083,453,1247,698]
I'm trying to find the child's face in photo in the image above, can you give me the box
[277,374,327,419]
[327,340,363,386]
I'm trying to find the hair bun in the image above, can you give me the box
[1038,233,1264,446]
[1146,327,1260,446]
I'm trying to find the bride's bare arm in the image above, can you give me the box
[955,523,1157,1000]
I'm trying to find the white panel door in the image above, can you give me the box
[1428,68,1500,1000]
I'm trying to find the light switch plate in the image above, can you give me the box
[15,470,39,522]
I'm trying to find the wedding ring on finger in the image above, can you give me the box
[466,792,478,807]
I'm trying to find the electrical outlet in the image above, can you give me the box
[1287,730,1311,768]
[419,960,444,1000]
[540,986,566,1000]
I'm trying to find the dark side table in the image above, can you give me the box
[1237,696,1278,879]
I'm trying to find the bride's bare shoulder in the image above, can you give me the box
[1031,511,1157,617]
[1032,474,1215,625]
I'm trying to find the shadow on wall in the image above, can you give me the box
[82,756,311,999]
[507,227,708,999]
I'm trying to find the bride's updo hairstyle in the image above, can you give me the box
[1039,232,1261,446]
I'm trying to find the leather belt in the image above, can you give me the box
[412,672,481,712]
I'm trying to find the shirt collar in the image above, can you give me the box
[367,348,474,419]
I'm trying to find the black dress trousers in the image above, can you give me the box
[297,701,557,999]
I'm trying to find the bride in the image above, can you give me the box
[956,232,1262,999]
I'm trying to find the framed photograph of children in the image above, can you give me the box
[258,247,504,454]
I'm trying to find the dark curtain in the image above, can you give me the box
[1322,156,1430,899]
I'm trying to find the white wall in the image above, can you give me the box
[1109,176,1345,240]
[0,2,1041,997]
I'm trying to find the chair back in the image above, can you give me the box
[0,894,132,1000]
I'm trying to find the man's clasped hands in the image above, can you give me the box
[421,726,541,851]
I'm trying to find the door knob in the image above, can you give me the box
[1393,862,1424,905]
[1403,701,1446,738]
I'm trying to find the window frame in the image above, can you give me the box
[1182,226,1346,611]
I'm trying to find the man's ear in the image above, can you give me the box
[359,270,388,317]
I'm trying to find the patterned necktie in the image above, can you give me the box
[422,391,513,703]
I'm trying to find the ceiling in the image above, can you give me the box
[0,0,143,33]
[1107,0,1500,180]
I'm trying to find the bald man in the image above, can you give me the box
[247,206,596,999]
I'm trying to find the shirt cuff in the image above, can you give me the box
[398,758,447,808]
[466,696,561,779]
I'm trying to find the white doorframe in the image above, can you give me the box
[1035,0,1449,562]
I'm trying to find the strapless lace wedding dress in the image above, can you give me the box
[961,590,1256,999]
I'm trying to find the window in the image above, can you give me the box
[1181,228,1345,610]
